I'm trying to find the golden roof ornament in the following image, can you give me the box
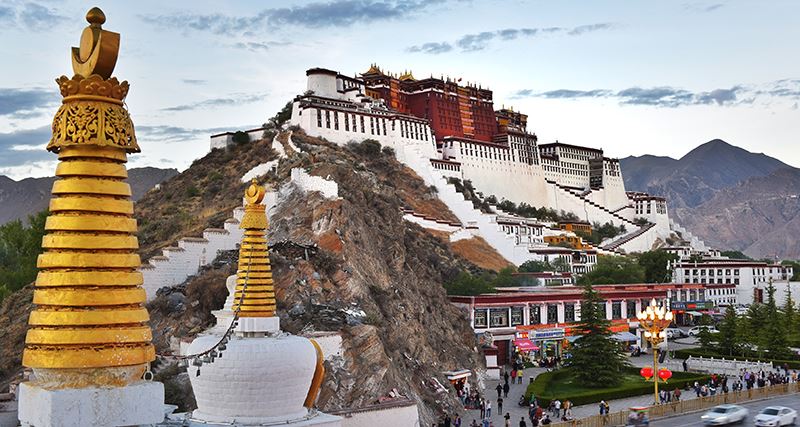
[23,7,154,389]
[232,180,276,317]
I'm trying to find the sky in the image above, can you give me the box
[1,0,799,179]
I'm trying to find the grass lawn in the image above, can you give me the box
[526,367,709,407]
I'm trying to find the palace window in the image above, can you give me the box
[529,305,541,324]
[316,108,322,127]
[344,114,349,131]
[383,119,387,136]
[489,308,509,328]
[564,303,575,323]
[333,112,339,130]
[612,301,622,319]
[360,116,365,133]
[473,309,488,328]
[510,307,524,326]
[325,110,330,128]
[627,300,637,317]
[547,304,558,323]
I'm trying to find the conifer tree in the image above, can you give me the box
[697,314,716,350]
[763,282,790,359]
[783,285,798,344]
[567,283,630,387]
[716,305,740,356]
[742,303,768,358]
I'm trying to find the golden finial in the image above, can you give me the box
[71,6,119,79]
[245,179,266,205]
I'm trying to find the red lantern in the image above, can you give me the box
[640,366,653,379]
[658,368,672,381]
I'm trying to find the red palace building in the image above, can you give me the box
[360,64,531,146]
[449,283,730,379]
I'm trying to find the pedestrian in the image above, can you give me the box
[504,413,511,427]
[454,415,462,427]
[518,368,524,384]
[498,397,503,415]
[519,417,527,427]
[542,415,551,425]
[486,401,492,419]
[480,399,486,419]
[504,371,510,385]
[471,420,479,427]
[496,384,503,399]
[674,387,681,401]
[531,415,539,427]
[599,400,606,415]
[482,418,490,427]
[503,382,510,398]
[511,369,517,383]
[683,359,688,372]
[553,399,561,417]
[563,400,571,417]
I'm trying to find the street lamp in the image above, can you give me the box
[637,298,674,405]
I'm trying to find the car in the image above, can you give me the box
[665,328,687,339]
[701,404,749,425]
[754,406,798,427]
[688,326,719,336]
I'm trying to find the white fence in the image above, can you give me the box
[687,356,773,376]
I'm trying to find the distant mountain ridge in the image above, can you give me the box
[620,139,792,209]
[620,139,800,259]
[0,167,178,225]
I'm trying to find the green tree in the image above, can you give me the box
[638,250,679,283]
[491,267,518,288]
[444,271,495,296]
[716,305,740,356]
[763,283,790,358]
[697,314,716,350]
[577,255,645,285]
[519,260,552,273]
[783,286,798,343]
[551,257,570,273]
[0,210,48,302]
[722,250,751,260]
[741,303,768,358]
[567,283,630,387]
[231,130,250,144]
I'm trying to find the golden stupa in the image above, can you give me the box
[232,180,277,317]
[22,7,154,388]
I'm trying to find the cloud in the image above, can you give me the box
[513,85,746,107]
[0,87,59,118]
[182,79,207,85]
[683,3,725,13]
[140,0,443,36]
[0,2,66,31]
[406,41,453,54]
[409,23,614,54]
[136,124,256,144]
[230,41,293,52]
[161,93,266,112]
[0,126,53,170]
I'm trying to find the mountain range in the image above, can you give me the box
[621,139,800,259]
[0,167,178,225]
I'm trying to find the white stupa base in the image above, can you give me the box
[18,380,164,427]
[188,410,341,426]
[236,316,280,334]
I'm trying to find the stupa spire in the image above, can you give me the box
[232,179,276,317]
[22,7,152,387]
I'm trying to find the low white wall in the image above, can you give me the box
[337,402,419,427]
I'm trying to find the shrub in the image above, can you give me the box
[526,367,710,407]
[185,185,200,197]
[381,146,395,156]
[232,131,250,145]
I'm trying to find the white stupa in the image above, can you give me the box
[184,180,341,426]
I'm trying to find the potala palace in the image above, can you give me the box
[285,66,685,257]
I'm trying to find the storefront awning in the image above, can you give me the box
[513,338,539,352]
[611,331,638,342]
[686,311,703,316]
[566,335,581,343]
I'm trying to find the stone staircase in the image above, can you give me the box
[547,179,638,229]
[601,222,656,252]
[669,219,709,251]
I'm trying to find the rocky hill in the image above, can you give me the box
[0,130,489,423]
[620,139,792,210]
[675,168,800,259]
[0,167,178,225]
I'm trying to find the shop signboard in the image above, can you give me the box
[531,328,565,340]
[670,301,714,311]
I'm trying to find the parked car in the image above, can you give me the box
[754,406,798,427]
[701,404,749,425]
[688,326,719,336]
[665,328,687,339]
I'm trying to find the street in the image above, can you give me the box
[651,394,799,427]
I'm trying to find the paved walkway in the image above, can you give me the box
[465,354,699,426]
